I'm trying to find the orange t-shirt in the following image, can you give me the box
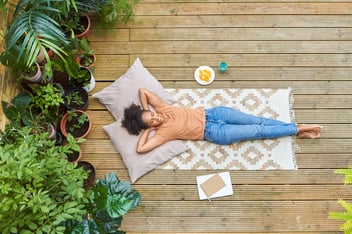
[153,103,205,144]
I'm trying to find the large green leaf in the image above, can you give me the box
[3,8,68,70]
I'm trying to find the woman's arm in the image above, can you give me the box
[136,128,164,153]
[139,88,164,110]
[137,89,166,153]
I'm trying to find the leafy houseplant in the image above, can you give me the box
[60,109,92,139]
[1,92,35,127]
[52,53,92,88]
[32,83,65,122]
[0,45,44,83]
[64,86,89,110]
[77,161,96,190]
[329,168,352,232]
[0,126,89,233]
[98,0,139,27]
[61,14,91,39]
[2,92,56,138]
[75,37,96,70]
[65,172,141,233]
[0,0,70,80]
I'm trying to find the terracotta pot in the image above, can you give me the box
[36,47,55,65]
[67,147,82,163]
[75,15,91,39]
[60,110,92,139]
[76,53,96,70]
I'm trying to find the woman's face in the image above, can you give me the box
[141,111,164,127]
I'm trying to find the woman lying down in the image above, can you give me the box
[122,88,322,154]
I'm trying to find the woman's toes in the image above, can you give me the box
[297,131,319,139]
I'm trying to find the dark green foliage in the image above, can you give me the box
[1,92,34,126]
[0,127,88,233]
[65,173,141,234]
[329,168,352,233]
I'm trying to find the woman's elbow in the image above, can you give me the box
[136,146,149,154]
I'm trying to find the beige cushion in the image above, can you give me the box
[92,58,175,119]
[103,120,189,183]
[94,58,189,183]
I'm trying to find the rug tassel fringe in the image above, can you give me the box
[288,87,300,170]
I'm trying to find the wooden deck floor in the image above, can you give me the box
[82,0,352,233]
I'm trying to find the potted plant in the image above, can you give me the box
[1,92,35,127]
[75,37,96,70]
[64,172,141,233]
[61,13,91,39]
[58,0,106,39]
[64,86,89,110]
[60,109,92,139]
[52,53,95,91]
[77,161,96,190]
[0,0,70,81]
[97,0,139,27]
[67,141,82,163]
[0,45,44,83]
[2,92,57,138]
[32,83,65,123]
[0,126,90,233]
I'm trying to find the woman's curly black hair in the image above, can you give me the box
[121,103,148,135]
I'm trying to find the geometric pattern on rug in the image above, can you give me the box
[159,88,297,170]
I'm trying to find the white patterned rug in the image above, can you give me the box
[159,88,298,170]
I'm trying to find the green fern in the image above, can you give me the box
[336,168,352,185]
[330,199,352,233]
[329,168,352,233]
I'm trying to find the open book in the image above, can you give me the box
[196,172,233,200]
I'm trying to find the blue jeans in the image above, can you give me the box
[203,106,297,145]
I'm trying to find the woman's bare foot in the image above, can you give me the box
[297,131,320,139]
[296,124,323,139]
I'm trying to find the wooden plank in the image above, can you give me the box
[92,41,352,54]
[126,233,338,234]
[126,231,339,234]
[88,28,130,42]
[81,138,352,154]
[124,15,352,28]
[90,80,352,95]
[80,152,125,168]
[130,28,352,41]
[129,54,352,67]
[297,154,352,169]
[92,67,352,82]
[94,168,343,185]
[82,152,352,171]
[132,184,352,201]
[156,81,352,95]
[134,3,352,15]
[120,201,340,232]
[93,54,129,80]
[141,0,352,3]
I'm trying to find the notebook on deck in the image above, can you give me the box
[196,172,233,200]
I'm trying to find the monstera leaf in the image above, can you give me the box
[65,173,141,234]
